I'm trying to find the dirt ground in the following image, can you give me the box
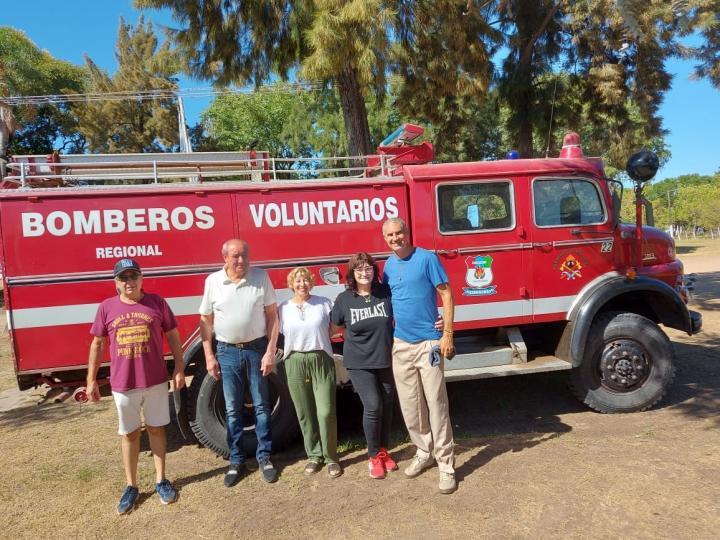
[0,246,718,540]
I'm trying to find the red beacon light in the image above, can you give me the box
[559,132,584,158]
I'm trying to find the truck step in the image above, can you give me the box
[449,326,529,370]
[444,355,572,382]
[448,346,515,370]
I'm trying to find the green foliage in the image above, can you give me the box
[644,173,720,229]
[203,86,315,160]
[619,172,720,231]
[0,27,86,154]
[202,82,409,161]
[392,1,500,160]
[72,17,180,153]
[135,0,383,156]
[134,0,720,168]
[302,0,392,90]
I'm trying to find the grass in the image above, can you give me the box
[675,237,720,256]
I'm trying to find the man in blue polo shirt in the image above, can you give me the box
[381,217,457,494]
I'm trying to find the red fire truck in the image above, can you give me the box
[0,128,701,458]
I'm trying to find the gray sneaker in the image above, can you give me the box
[258,458,278,483]
[223,463,246,488]
[438,471,457,494]
[403,453,434,478]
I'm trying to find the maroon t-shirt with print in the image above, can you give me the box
[90,293,177,392]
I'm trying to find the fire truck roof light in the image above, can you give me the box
[559,132,584,158]
[381,123,424,147]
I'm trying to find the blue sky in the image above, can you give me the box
[4,0,719,181]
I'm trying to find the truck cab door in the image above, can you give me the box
[432,179,532,330]
[530,176,615,321]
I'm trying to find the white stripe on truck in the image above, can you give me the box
[10,288,575,330]
[452,295,574,322]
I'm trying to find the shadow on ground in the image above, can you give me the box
[676,245,700,255]
[0,399,102,428]
[663,268,720,425]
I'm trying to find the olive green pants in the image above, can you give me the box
[285,350,338,464]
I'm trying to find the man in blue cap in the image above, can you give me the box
[87,258,185,514]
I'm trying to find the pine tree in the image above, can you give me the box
[73,17,180,153]
[392,0,500,158]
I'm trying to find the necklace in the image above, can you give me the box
[358,292,372,303]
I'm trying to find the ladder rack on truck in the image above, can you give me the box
[2,151,404,188]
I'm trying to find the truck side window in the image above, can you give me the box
[437,181,514,233]
[533,178,605,227]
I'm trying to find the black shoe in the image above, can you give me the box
[304,460,322,475]
[224,463,246,487]
[327,462,343,478]
[258,458,278,483]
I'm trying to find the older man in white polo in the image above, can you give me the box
[199,238,280,487]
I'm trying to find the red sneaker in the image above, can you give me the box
[378,448,398,472]
[368,455,386,479]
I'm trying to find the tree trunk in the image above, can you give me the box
[516,63,534,158]
[336,67,372,159]
[515,12,535,158]
[0,104,17,160]
[514,1,560,159]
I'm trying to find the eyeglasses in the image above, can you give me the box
[353,266,374,275]
[116,273,140,282]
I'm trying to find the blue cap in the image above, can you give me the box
[506,150,520,160]
[113,258,141,277]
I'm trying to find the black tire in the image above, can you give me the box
[189,361,300,459]
[569,311,675,413]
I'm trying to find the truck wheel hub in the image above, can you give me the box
[600,341,649,391]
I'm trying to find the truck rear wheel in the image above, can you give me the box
[189,362,299,459]
[570,311,675,413]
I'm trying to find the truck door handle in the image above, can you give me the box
[436,249,459,257]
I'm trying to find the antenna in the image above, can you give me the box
[545,77,558,158]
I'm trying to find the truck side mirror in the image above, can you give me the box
[626,150,659,183]
[612,189,621,228]
[641,196,655,227]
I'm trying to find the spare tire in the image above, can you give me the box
[189,361,300,459]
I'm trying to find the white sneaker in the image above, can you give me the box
[438,471,457,494]
[403,453,434,478]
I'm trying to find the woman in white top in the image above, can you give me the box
[278,267,341,478]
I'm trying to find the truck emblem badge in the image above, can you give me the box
[555,253,584,280]
[463,255,497,296]
[319,267,340,285]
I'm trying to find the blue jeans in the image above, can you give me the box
[216,340,272,464]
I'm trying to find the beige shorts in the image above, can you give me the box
[112,381,170,435]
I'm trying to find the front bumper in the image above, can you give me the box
[689,310,703,334]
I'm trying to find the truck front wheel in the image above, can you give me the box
[570,311,675,413]
[189,362,300,459]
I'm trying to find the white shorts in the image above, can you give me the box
[112,381,170,435]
